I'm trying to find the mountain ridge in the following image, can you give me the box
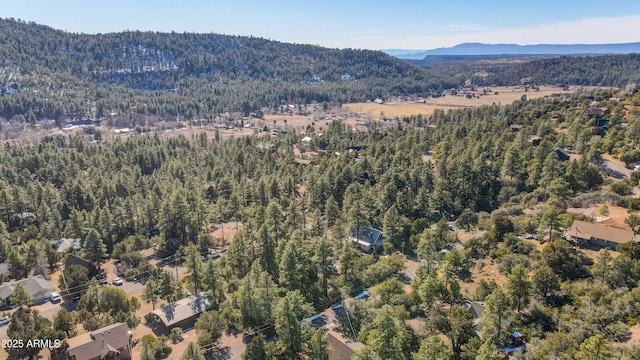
[384,42,640,59]
[0,17,458,121]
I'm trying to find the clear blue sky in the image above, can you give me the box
[2,0,640,50]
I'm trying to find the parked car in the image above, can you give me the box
[206,252,221,260]
[98,277,108,285]
[112,277,123,286]
[50,292,61,303]
[0,316,9,326]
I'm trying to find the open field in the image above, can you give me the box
[343,85,582,118]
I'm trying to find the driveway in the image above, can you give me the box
[116,280,144,297]
[603,154,631,179]
[32,300,62,321]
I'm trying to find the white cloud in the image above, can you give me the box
[356,15,640,50]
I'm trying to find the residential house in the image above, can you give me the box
[67,322,131,360]
[595,118,611,128]
[52,238,81,253]
[509,124,522,132]
[327,333,354,360]
[504,331,527,355]
[563,220,635,249]
[9,211,38,230]
[301,314,329,330]
[65,254,100,278]
[151,293,213,333]
[555,147,570,161]
[0,275,56,306]
[585,108,610,117]
[463,301,486,338]
[462,300,512,339]
[349,227,386,253]
[529,135,542,146]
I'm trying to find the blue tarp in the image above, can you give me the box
[302,315,322,323]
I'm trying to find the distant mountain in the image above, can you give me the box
[384,42,640,59]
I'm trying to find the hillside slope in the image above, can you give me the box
[0,18,458,121]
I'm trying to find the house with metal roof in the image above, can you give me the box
[349,227,386,253]
[151,293,213,333]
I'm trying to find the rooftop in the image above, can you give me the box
[68,322,131,360]
[565,220,634,245]
[327,333,354,360]
[151,293,212,327]
[350,227,385,247]
[0,275,56,301]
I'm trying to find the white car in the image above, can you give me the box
[50,292,61,303]
[0,316,9,326]
[112,278,123,286]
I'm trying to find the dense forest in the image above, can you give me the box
[412,54,640,88]
[4,83,640,359]
[6,16,640,360]
[0,18,458,123]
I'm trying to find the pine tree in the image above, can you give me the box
[142,278,159,310]
[506,264,531,312]
[184,243,204,294]
[307,328,331,360]
[9,283,32,307]
[243,336,269,360]
[575,334,613,360]
[532,265,560,298]
[413,336,451,360]
[83,228,108,270]
[181,342,206,360]
[275,291,313,359]
[480,288,511,345]
[53,308,75,338]
[324,196,340,229]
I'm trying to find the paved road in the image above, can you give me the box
[0,300,62,344]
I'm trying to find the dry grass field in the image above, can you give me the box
[343,85,579,118]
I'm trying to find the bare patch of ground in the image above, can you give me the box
[209,222,242,248]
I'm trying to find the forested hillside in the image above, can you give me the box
[484,54,640,87]
[5,85,640,359]
[412,54,640,88]
[0,18,458,122]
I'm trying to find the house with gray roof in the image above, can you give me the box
[151,293,213,333]
[350,227,386,253]
[0,275,56,306]
[51,238,81,253]
[67,322,131,360]
[463,300,512,339]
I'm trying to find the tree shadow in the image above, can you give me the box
[206,346,231,360]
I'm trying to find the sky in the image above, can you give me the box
[2,0,640,50]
